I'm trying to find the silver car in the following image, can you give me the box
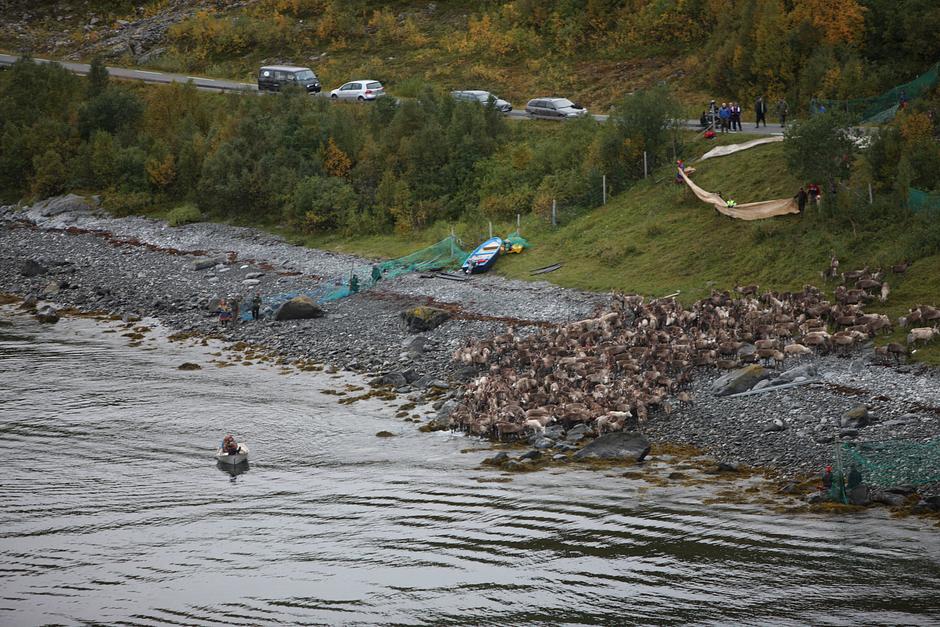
[330,80,385,101]
[451,90,512,112]
[525,97,588,120]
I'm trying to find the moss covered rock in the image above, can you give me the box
[400,306,450,333]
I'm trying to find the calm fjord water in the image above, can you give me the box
[1,311,938,626]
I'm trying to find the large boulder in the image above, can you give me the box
[840,405,870,429]
[712,364,769,396]
[573,431,651,462]
[20,259,48,277]
[401,306,451,333]
[35,304,60,324]
[369,372,408,388]
[274,295,324,321]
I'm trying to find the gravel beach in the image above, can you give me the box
[3,196,939,501]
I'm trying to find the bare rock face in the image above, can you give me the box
[274,295,324,321]
[28,194,97,218]
[573,432,651,462]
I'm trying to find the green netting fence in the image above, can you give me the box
[828,437,940,503]
[819,62,940,124]
[319,235,470,302]
[910,187,940,215]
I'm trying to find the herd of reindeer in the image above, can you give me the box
[449,255,939,440]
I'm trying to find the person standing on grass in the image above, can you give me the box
[777,98,789,126]
[807,182,821,207]
[755,95,768,128]
[795,186,807,214]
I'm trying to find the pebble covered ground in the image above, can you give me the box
[3,197,939,499]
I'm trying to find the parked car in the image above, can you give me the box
[524,97,588,120]
[257,65,321,93]
[450,90,512,112]
[329,80,386,101]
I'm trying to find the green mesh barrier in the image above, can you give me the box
[504,230,530,252]
[829,437,940,503]
[819,62,939,124]
[319,235,469,302]
[910,187,940,215]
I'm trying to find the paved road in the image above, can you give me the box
[0,53,781,134]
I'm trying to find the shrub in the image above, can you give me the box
[166,203,202,226]
[30,149,67,199]
[102,191,152,217]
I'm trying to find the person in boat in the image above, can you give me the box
[222,434,239,455]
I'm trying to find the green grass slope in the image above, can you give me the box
[312,135,940,363]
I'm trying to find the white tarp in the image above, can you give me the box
[698,135,784,161]
[678,168,800,220]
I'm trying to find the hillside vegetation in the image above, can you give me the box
[4,0,940,114]
[1,2,939,364]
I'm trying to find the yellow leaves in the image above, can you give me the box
[146,154,176,190]
[510,145,533,171]
[791,0,866,46]
[323,138,351,178]
[367,9,428,47]
[900,112,935,143]
[454,14,516,57]
[822,65,842,95]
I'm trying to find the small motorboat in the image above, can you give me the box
[215,443,249,465]
[461,237,503,274]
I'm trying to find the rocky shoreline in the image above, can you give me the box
[2,196,939,510]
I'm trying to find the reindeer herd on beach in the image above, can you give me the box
[450,255,939,441]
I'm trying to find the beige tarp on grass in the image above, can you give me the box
[678,168,800,220]
[698,135,784,161]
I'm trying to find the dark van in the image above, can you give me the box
[257,65,321,93]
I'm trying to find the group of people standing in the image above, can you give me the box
[217,293,263,327]
[794,182,822,213]
[703,95,790,132]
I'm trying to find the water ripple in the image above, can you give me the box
[1,311,939,625]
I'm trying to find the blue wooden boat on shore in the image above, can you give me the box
[462,237,503,274]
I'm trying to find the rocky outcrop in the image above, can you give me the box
[274,295,324,321]
[573,432,651,462]
[27,194,97,218]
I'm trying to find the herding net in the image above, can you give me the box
[828,437,940,503]
[504,230,530,253]
[319,235,469,302]
[244,236,470,318]
[910,187,940,215]
[819,62,939,124]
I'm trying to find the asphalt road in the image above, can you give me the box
[0,53,781,134]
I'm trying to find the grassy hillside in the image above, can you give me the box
[309,136,940,364]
